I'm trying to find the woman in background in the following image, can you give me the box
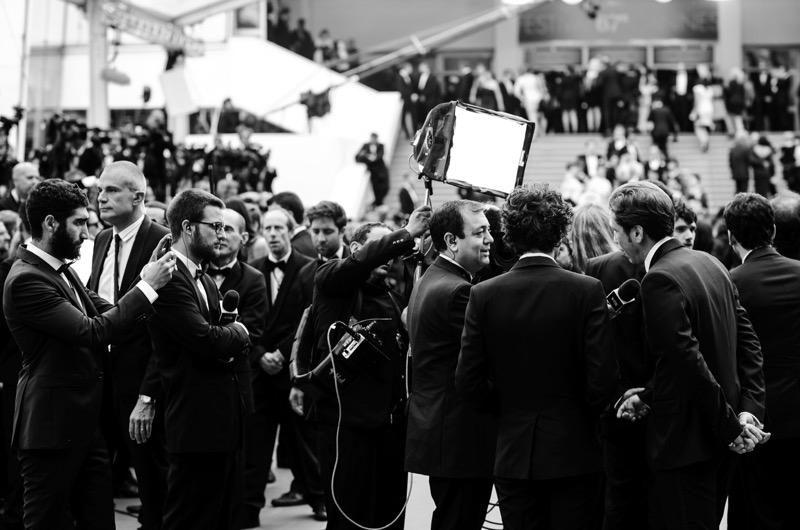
[568,203,618,273]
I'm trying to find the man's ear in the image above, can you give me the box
[630,225,645,244]
[181,219,193,236]
[728,230,738,248]
[44,214,57,233]
[350,241,362,255]
[240,231,250,245]
[132,190,145,206]
[444,232,457,251]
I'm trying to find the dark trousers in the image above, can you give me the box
[649,458,720,530]
[162,451,239,530]
[428,476,493,530]
[651,134,670,159]
[728,438,800,530]
[317,421,407,530]
[735,179,749,194]
[672,95,691,132]
[114,393,167,530]
[240,379,323,521]
[495,473,602,530]
[602,419,650,530]
[754,176,772,197]
[18,431,114,530]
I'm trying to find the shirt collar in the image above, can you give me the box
[644,237,673,272]
[173,249,201,278]
[268,247,291,264]
[214,257,238,270]
[292,226,306,237]
[438,254,472,280]
[10,189,19,202]
[113,213,145,243]
[520,251,557,264]
[27,242,66,272]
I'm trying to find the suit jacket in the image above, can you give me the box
[291,229,316,258]
[218,260,268,413]
[4,246,153,449]
[729,139,752,182]
[303,228,415,429]
[147,259,250,453]
[0,192,19,213]
[406,257,496,478]
[648,106,679,138]
[585,251,649,389]
[640,239,764,470]
[455,256,616,480]
[87,216,169,400]
[730,247,800,440]
[249,251,313,392]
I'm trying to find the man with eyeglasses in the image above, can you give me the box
[88,161,170,529]
[147,189,251,530]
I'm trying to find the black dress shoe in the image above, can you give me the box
[311,502,327,522]
[126,504,142,515]
[271,491,305,507]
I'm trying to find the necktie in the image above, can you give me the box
[113,234,122,303]
[207,267,231,279]
[57,263,85,313]
[264,260,286,273]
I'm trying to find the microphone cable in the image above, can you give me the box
[326,321,414,530]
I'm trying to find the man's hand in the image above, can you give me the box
[616,387,650,422]
[150,234,172,262]
[289,387,305,416]
[729,431,757,454]
[260,351,284,375]
[405,205,432,238]
[129,397,155,444]
[739,411,771,445]
[140,251,176,291]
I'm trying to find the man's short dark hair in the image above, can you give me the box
[26,179,89,239]
[609,181,675,240]
[352,222,388,244]
[502,184,573,254]
[674,198,697,225]
[724,193,774,250]
[166,189,225,239]
[270,191,304,225]
[430,200,483,252]
[771,193,800,259]
[307,201,347,231]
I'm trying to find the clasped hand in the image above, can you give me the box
[615,387,650,422]
[729,412,771,454]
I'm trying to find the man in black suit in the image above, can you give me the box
[729,131,753,194]
[724,193,800,530]
[205,208,268,528]
[270,191,316,258]
[611,181,765,530]
[355,134,390,207]
[295,205,431,530]
[456,185,617,530]
[647,98,679,158]
[413,62,440,129]
[239,207,319,526]
[396,62,416,139]
[770,192,800,260]
[148,189,251,530]
[87,161,170,530]
[3,179,174,530]
[584,250,648,530]
[406,201,496,530]
[0,163,40,213]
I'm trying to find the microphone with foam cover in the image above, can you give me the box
[606,279,640,319]
[220,290,240,325]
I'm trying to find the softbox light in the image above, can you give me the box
[411,101,534,197]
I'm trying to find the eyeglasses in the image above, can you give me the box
[194,220,225,233]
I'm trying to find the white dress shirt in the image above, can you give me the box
[520,251,557,263]
[173,249,209,311]
[438,254,471,280]
[644,237,673,272]
[268,248,291,303]
[98,214,145,303]
[210,258,237,289]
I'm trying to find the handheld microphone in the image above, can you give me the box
[220,290,240,325]
[606,279,640,319]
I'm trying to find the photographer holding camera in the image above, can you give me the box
[295,204,431,530]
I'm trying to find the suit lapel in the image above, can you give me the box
[119,216,152,295]
[271,253,299,314]
[649,238,683,269]
[18,247,86,313]
[201,274,221,323]
[65,267,97,316]
[219,261,243,295]
[89,230,112,292]
[177,260,209,319]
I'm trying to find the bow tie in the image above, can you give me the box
[194,268,206,281]
[265,260,287,272]
[207,267,232,278]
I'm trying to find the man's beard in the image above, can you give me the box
[191,230,218,264]
[52,224,82,261]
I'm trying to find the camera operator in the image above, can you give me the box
[298,204,431,530]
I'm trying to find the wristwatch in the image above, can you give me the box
[138,394,155,405]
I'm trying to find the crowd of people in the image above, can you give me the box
[0,132,797,530]
[394,57,797,145]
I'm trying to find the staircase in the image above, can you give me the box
[385,132,775,215]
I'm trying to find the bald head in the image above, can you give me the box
[223,208,247,234]
[97,161,147,228]
[11,162,41,199]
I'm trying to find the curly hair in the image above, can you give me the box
[307,201,347,231]
[673,198,698,225]
[724,193,774,250]
[352,222,388,244]
[501,184,573,254]
[26,179,89,239]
